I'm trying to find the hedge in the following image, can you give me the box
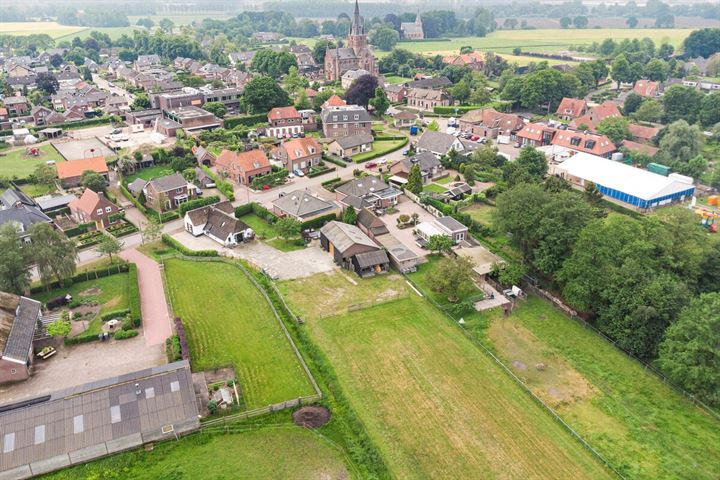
[251,202,278,223]
[100,309,131,322]
[201,166,235,201]
[63,115,121,130]
[161,233,219,257]
[234,202,253,217]
[178,195,220,216]
[175,317,191,364]
[306,166,335,178]
[223,113,268,129]
[373,135,407,141]
[64,222,95,238]
[322,154,347,167]
[108,211,126,223]
[166,335,182,362]
[114,329,138,340]
[300,213,338,230]
[353,137,408,163]
[127,264,141,327]
[432,101,512,115]
[251,169,288,190]
[32,263,131,294]
[64,333,101,345]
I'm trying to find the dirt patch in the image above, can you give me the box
[79,287,102,297]
[71,303,100,319]
[203,366,237,384]
[292,406,331,428]
[512,360,527,370]
[103,296,122,309]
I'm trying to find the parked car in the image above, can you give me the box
[287,173,295,179]
[365,162,377,169]
[514,142,522,148]
[402,149,411,156]
[293,169,305,177]
[341,156,352,162]
[471,135,480,141]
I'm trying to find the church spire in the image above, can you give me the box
[351,0,363,36]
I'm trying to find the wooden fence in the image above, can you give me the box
[201,394,322,428]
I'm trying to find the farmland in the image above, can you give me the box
[164,259,315,409]
[0,145,64,178]
[279,272,612,479]
[42,426,353,480]
[0,22,86,39]
[473,296,720,480]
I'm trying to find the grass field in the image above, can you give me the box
[42,426,352,480]
[473,297,720,480]
[0,145,64,178]
[0,22,86,39]
[461,203,496,225]
[384,75,412,84]
[164,259,314,408]
[239,213,305,252]
[353,139,407,163]
[279,272,611,479]
[422,183,447,193]
[124,165,172,183]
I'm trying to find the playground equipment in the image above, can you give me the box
[26,147,40,157]
[696,206,718,233]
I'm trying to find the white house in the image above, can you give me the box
[184,201,254,246]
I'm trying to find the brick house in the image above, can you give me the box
[266,106,303,138]
[633,80,660,97]
[516,123,557,147]
[56,156,109,188]
[406,88,451,111]
[216,149,272,185]
[555,97,587,120]
[569,102,622,131]
[276,137,322,173]
[3,96,30,116]
[69,188,122,229]
[321,105,372,139]
[143,172,192,211]
[458,108,525,139]
[551,130,617,158]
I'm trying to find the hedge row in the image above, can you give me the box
[127,264,141,327]
[64,334,101,346]
[353,137,408,163]
[63,115,121,130]
[100,309,131,322]
[223,113,268,129]
[322,154,347,167]
[178,195,220,216]
[432,101,513,115]
[114,329,138,340]
[161,233,219,257]
[175,317,191,364]
[300,213,337,231]
[373,135,407,141]
[306,166,335,178]
[64,222,95,238]
[201,166,235,201]
[251,169,288,190]
[165,335,182,362]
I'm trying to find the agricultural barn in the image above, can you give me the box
[552,153,695,210]
[320,221,389,277]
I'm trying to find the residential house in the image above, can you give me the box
[341,69,370,89]
[356,208,389,239]
[272,190,340,222]
[3,96,30,116]
[393,111,418,128]
[68,188,122,229]
[633,80,660,97]
[276,137,322,173]
[0,293,42,384]
[551,130,616,158]
[127,178,148,196]
[321,105,372,139]
[156,90,205,110]
[321,94,346,110]
[216,149,272,185]
[134,54,161,72]
[192,145,216,167]
[415,216,468,245]
[389,152,443,184]
[406,76,453,90]
[401,14,424,40]
[195,63,229,81]
[184,201,254,246]
[320,221,390,277]
[266,106,303,138]
[555,97,587,120]
[516,122,557,147]
[335,176,402,210]
[299,109,318,131]
[143,172,192,210]
[30,105,53,126]
[0,188,53,242]
[384,84,407,104]
[416,130,475,157]
[202,87,243,113]
[441,52,484,71]
[327,134,374,158]
[406,88,451,111]
[569,102,622,131]
[628,123,661,143]
[458,108,525,139]
[163,106,223,134]
[228,51,256,67]
[56,156,109,188]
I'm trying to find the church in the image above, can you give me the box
[401,13,424,40]
[324,0,378,81]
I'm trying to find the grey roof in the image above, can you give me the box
[395,151,441,173]
[406,76,451,89]
[185,201,235,226]
[417,131,456,155]
[185,201,249,240]
[321,106,371,125]
[1,188,36,209]
[355,249,390,268]
[0,203,52,235]
[35,194,77,211]
[127,178,148,195]
[357,209,389,235]
[332,133,374,150]
[335,176,391,198]
[436,215,468,233]
[0,361,199,475]
[3,96,28,105]
[341,195,370,209]
[273,191,337,220]
[326,47,358,60]
[376,234,419,262]
[320,221,378,254]
[1,297,40,363]
[147,172,187,193]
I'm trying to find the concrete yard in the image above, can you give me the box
[52,136,116,160]
[380,196,437,258]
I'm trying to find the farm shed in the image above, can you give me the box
[320,221,389,277]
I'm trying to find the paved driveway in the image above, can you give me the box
[120,248,173,346]
[173,231,336,280]
[381,196,436,258]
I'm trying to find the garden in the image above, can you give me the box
[353,138,408,163]
[106,219,139,237]
[0,144,64,178]
[238,212,305,252]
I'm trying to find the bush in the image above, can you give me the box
[161,233,219,257]
[307,166,335,178]
[251,169,288,190]
[100,309,131,322]
[234,202,253,217]
[223,113,268,129]
[64,222,95,238]
[166,335,182,362]
[114,329,138,340]
[108,211,126,223]
[201,166,235,201]
[64,334,101,345]
[175,317,191,364]
[235,202,280,223]
[300,213,338,230]
[178,195,220,216]
[127,264,141,327]
[322,154,347,167]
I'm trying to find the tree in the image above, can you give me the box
[96,235,123,262]
[28,223,77,289]
[136,18,154,29]
[502,146,547,187]
[284,66,306,96]
[633,99,664,123]
[644,58,669,81]
[203,101,227,118]
[33,164,56,185]
[81,170,106,192]
[250,49,297,78]
[46,320,72,338]
[0,224,30,295]
[659,120,703,163]
[342,205,358,224]
[182,167,197,184]
[50,53,63,68]
[597,116,630,144]
[159,18,175,34]
[658,293,720,406]
[427,256,476,303]
[140,220,162,245]
[427,120,439,131]
[464,164,477,186]
[611,54,632,90]
[449,79,471,105]
[684,155,708,180]
[503,18,518,30]
[683,28,720,59]
[369,87,390,117]
[242,76,291,114]
[661,85,703,124]
[699,92,720,128]
[370,26,400,51]
[560,17,571,29]
[623,92,644,116]
[583,181,603,204]
[573,16,588,29]
[275,217,301,240]
[406,164,423,194]
[117,154,137,175]
[626,16,639,28]
[426,234,454,255]
[312,39,335,64]
[345,75,379,108]
[131,93,151,110]
[36,73,59,95]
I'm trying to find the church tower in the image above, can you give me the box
[347,0,368,54]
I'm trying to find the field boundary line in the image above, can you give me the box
[402,274,625,479]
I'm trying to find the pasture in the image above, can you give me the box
[0,145,64,178]
[0,22,85,39]
[164,259,315,409]
[476,297,720,480]
[42,426,353,480]
[279,272,611,479]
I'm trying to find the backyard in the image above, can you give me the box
[353,138,407,163]
[238,213,305,252]
[461,203,496,225]
[42,425,353,480]
[164,258,315,409]
[0,145,64,178]
[124,165,173,183]
[472,297,720,480]
[278,272,611,479]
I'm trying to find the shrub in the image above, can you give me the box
[307,166,335,178]
[114,329,138,340]
[175,317,191,364]
[161,234,219,257]
[300,213,338,230]
[322,154,347,167]
[207,400,218,414]
[166,335,182,362]
[127,264,141,327]
[178,195,220,216]
[64,222,95,238]
[251,202,279,223]
[64,334,101,345]
[108,211,126,223]
[234,203,253,217]
[201,166,234,201]
[223,113,268,129]
[100,309,131,322]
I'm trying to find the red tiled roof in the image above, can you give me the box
[589,102,621,123]
[628,123,661,141]
[323,95,346,108]
[517,123,557,142]
[268,106,300,121]
[305,88,318,98]
[633,80,659,97]
[551,130,616,156]
[282,137,321,161]
[68,188,116,215]
[620,139,659,156]
[216,149,270,173]
[56,156,108,179]
[556,97,587,118]
[569,115,596,131]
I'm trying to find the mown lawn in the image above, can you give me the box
[20,182,57,198]
[41,426,352,480]
[279,272,611,479]
[0,145,64,178]
[124,165,172,183]
[239,213,305,252]
[474,296,720,480]
[164,259,314,408]
[353,139,407,163]
[422,183,447,194]
[461,203,496,225]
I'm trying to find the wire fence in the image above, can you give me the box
[317,291,409,318]
[201,394,323,428]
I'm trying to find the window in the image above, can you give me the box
[110,405,121,424]
[74,415,84,433]
[170,380,180,392]
[34,425,45,445]
[343,115,348,121]
[354,114,359,120]
[96,208,103,215]
[105,206,112,213]
[176,188,182,193]
[145,387,155,399]
[3,433,14,453]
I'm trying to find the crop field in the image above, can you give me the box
[279,272,611,479]
[0,145,65,178]
[42,426,352,480]
[0,22,86,39]
[474,296,720,480]
[164,259,315,408]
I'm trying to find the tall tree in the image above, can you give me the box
[242,76,291,114]
[427,256,476,303]
[275,217,301,240]
[28,223,77,289]
[659,120,703,163]
[626,16,639,28]
[36,73,59,95]
[342,205,358,224]
[370,26,400,51]
[426,235,454,255]
[81,170,106,192]
[0,224,30,294]
[502,146,547,186]
[597,116,631,144]
[96,235,123,262]
[345,75,379,108]
[699,92,720,128]
[661,85,704,124]
[369,87,390,116]
[406,164,423,194]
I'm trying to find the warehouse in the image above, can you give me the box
[552,153,695,210]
